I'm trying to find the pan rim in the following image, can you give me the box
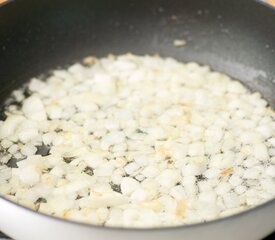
[0,194,275,232]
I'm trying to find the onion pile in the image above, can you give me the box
[0,54,275,227]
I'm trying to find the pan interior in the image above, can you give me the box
[0,0,274,107]
[0,0,274,230]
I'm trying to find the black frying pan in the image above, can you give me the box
[0,1,274,240]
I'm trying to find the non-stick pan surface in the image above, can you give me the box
[0,0,275,239]
[0,0,275,105]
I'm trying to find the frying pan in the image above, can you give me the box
[0,0,275,239]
